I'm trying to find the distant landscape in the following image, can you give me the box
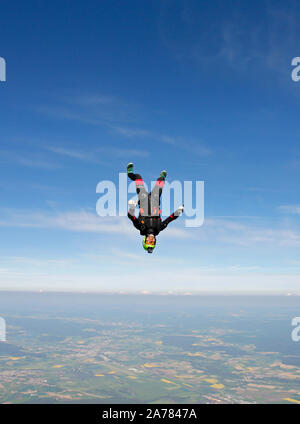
[0,292,300,404]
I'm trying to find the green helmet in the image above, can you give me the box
[143,236,156,254]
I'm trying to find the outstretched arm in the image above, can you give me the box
[128,200,140,231]
[160,205,184,231]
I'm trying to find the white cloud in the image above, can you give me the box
[0,209,132,235]
[0,256,72,267]
[278,205,300,214]
[0,208,191,240]
[1,264,300,293]
[1,211,300,292]
[2,204,300,248]
[202,218,300,247]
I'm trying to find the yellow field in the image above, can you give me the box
[161,378,178,385]
[284,398,300,404]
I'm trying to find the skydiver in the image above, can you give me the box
[127,163,184,253]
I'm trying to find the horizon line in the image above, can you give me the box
[0,289,299,296]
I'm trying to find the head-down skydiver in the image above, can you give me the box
[127,163,184,254]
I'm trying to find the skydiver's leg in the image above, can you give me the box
[150,174,166,216]
[127,172,140,182]
[128,172,149,216]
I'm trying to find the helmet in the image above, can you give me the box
[142,236,156,254]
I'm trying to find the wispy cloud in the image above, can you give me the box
[112,126,153,139]
[72,94,116,106]
[1,263,300,293]
[1,207,300,247]
[278,205,300,214]
[46,146,93,161]
[158,0,300,75]
[97,146,149,158]
[110,126,212,155]
[46,145,149,161]
[0,150,60,169]
[39,93,139,128]
[0,208,190,239]
[0,256,72,268]
[38,93,212,157]
[202,217,300,247]
[0,209,133,235]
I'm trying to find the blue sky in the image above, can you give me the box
[1,0,300,293]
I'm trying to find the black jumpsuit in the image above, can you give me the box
[127,173,179,236]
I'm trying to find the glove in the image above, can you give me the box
[128,199,137,209]
[175,205,184,216]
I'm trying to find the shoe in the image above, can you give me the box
[160,170,167,179]
[127,162,134,174]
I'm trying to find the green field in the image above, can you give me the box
[0,293,300,403]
